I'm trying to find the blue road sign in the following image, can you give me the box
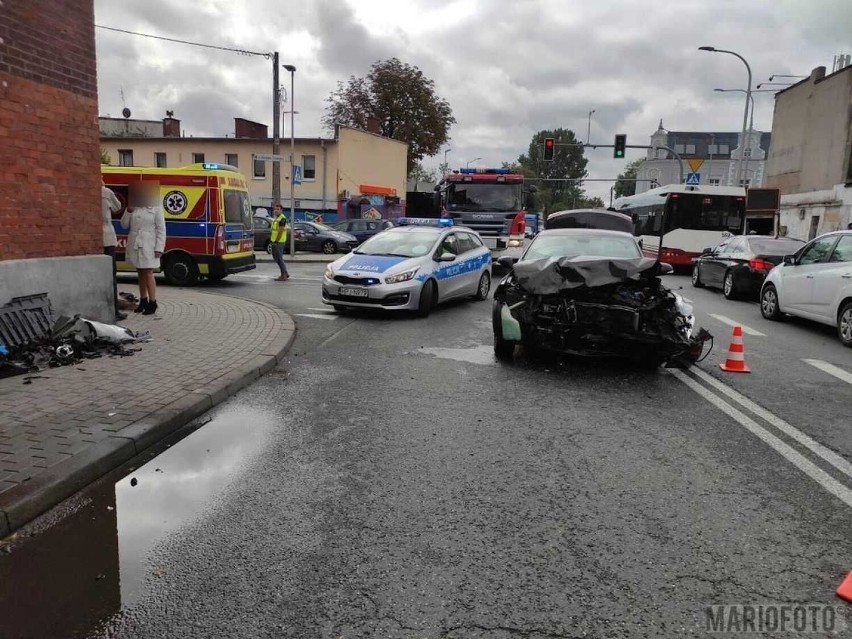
[686,172,700,185]
[293,164,302,185]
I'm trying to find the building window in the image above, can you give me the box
[155,152,167,168]
[743,148,752,158]
[708,144,718,155]
[225,153,239,167]
[708,178,721,186]
[739,179,751,188]
[675,144,685,154]
[719,145,729,154]
[118,149,133,167]
[302,155,316,180]
[685,144,696,154]
[253,158,266,179]
[192,152,205,163]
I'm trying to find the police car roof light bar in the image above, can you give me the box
[396,217,454,227]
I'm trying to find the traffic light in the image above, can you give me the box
[543,137,555,161]
[614,134,627,159]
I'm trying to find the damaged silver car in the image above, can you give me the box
[492,229,711,367]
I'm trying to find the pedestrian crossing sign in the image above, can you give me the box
[686,172,700,185]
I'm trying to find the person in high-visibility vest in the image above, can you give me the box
[269,203,290,282]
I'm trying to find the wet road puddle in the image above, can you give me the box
[416,344,497,366]
[0,405,277,639]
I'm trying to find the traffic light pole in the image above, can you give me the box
[552,142,684,185]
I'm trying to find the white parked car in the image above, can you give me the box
[760,230,852,346]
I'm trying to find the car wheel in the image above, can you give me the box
[163,254,199,286]
[264,240,272,255]
[416,279,437,318]
[691,264,704,288]
[322,240,337,254]
[475,271,491,300]
[760,284,783,321]
[723,270,738,300]
[492,300,515,361]
[838,301,852,347]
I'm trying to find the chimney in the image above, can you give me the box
[162,111,180,137]
[234,117,269,139]
[366,116,381,135]
[810,66,826,83]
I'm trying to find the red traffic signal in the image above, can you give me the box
[543,137,555,161]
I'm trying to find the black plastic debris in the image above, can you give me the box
[0,293,53,349]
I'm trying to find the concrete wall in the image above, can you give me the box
[765,66,852,194]
[778,184,852,241]
[0,256,114,321]
[336,127,408,200]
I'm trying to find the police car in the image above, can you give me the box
[321,218,492,317]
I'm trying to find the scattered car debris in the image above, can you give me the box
[494,256,713,367]
[0,294,151,379]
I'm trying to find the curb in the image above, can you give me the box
[255,255,338,264]
[0,296,296,537]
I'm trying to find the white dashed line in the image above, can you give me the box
[803,359,852,385]
[294,313,338,321]
[708,314,766,336]
[307,308,336,313]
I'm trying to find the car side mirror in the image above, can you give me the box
[783,255,796,266]
[659,262,674,275]
[435,253,456,262]
[497,255,518,268]
[701,247,713,255]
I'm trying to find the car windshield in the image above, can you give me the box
[747,238,805,255]
[310,222,333,232]
[447,183,520,211]
[355,229,440,257]
[523,234,642,261]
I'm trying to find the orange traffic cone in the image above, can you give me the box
[837,572,852,603]
[720,326,751,373]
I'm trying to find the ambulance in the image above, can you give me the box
[102,163,256,285]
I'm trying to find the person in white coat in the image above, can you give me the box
[121,182,166,315]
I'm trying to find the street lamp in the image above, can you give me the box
[443,148,452,174]
[587,109,596,145]
[283,63,297,256]
[465,157,482,168]
[699,46,752,188]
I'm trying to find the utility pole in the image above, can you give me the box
[284,64,297,256]
[272,52,281,207]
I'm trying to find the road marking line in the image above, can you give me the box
[294,313,338,321]
[307,307,336,313]
[688,367,852,480]
[669,369,852,509]
[708,314,766,336]
[803,359,852,385]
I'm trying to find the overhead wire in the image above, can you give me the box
[95,24,272,59]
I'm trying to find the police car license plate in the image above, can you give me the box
[339,287,368,298]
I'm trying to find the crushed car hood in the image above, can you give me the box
[512,256,662,294]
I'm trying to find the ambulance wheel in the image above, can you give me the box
[416,280,437,318]
[163,254,199,286]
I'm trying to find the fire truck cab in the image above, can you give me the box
[434,168,536,261]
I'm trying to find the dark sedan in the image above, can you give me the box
[293,221,359,254]
[329,219,394,244]
[691,235,805,299]
[253,215,273,253]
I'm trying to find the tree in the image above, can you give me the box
[323,58,455,173]
[408,161,438,186]
[513,129,589,214]
[613,159,644,198]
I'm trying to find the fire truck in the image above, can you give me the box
[433,168,536,260]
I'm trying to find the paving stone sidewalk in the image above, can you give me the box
[0,288,295,536]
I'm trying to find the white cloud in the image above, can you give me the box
[94,0,851,200]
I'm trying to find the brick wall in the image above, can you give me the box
[0,0,101,261]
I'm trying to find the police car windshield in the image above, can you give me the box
[355,228,440,257]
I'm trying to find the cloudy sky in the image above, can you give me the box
[94,0,852,200]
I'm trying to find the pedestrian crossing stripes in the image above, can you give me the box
[803,359,852,385]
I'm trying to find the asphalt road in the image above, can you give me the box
[6,262,852,638]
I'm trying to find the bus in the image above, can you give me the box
[613,184,747,267]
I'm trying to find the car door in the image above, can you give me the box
[456,232,487,294]
[703,239,731,287]
[293,223,312,251]
[811,235,852,322]
[781,235,839,314]
[435,233,462,299]
[253,216,271,250]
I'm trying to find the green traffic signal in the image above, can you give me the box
[613,134,627,159]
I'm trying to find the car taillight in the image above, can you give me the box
[215,225,224,252]
[749,258,773,271]
[509,211,525,236]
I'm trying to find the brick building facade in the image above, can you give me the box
[0,0,111,320]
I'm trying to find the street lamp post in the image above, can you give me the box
[272,52,281,207]
[283,64,297,256]
[443,148,452,174]
[587,109,596,145]
[699,46,752,188]
[465,157,482,168]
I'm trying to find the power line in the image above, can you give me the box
[95,24,271,59]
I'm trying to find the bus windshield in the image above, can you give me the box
[447,183,521,211]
